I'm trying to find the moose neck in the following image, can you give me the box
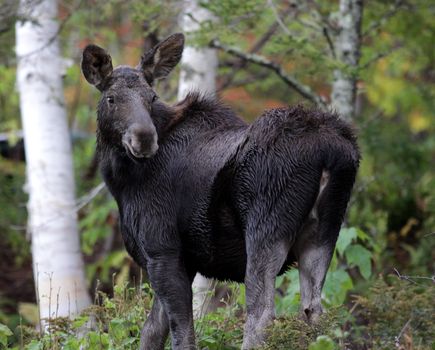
[149,100,179,138]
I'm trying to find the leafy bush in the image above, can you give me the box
[260,309,342,350]
[2,282,245,349]
[353,277,435,350]
[1,274,433,350]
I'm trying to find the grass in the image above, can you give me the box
[0,276,433,349]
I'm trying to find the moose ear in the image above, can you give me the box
[138,33,184,84]
[81,44,113,90]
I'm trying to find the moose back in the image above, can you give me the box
[82,33,360,350]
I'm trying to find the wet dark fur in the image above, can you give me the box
[97,93,360,283]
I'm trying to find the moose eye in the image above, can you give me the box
[152,94,158,103]
[106,96,115,104]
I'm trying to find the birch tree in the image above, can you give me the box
[178,0,218,317]
[178,0,218,99]
[209,0,365,122]
[331,0,363,121]
[16,0,91,322]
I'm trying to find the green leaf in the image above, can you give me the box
[109,318,129,342]
[344,244,373,280]
[323,269,353,306]
[355,228,370,242]
[25,340,42,350]
[308,335,336,350]
[72,315,89,329]
[275,269,300,315]
[87,331,109,349]
[237,284,246,306]
[336,227,358,256]
[63,338,80,350]
[0,324,12,347]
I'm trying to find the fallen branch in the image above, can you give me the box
[394,318,412,349]
[393,268,435,284]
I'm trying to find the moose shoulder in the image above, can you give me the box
[82,33,360,350]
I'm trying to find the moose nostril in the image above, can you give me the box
[131,131,153,150]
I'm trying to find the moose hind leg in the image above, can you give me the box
[140,296,169,350]
[242,237,289,350]
[297,238,335,323]
[297,170,347,323]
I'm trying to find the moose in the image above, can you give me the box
[82,33,359,349]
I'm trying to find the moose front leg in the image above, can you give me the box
[140,296,169,350]
[147,255,196,350]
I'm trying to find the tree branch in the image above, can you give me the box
[211,39,327,109]
[218,5,292,91]
[323,26,336,58]
[267,0,292,36]
[296,1,337,58]
[359,45,402,70]
[363,0,408,37]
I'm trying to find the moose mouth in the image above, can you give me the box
[122,140,158,163]
[122,141,147,163]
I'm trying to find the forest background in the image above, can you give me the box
[0,0,434,349]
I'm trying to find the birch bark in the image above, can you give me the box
[178,0,218,318]
[178,0,218,100]
[15,0,91,322]
[331,0,363,121]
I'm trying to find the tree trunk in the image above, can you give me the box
[178,0,218,318]
[15,0,91,323]
[331,0,363,121]
[178,0,218,100]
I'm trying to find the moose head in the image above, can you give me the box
[81,33,185,161]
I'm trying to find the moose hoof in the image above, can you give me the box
[299,306,322,324]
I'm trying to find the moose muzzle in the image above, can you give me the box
[122,122,158,160]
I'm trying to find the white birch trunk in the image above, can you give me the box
[16,0,91,322]
[178,0,218,100]
[331,0,363,121]
[178,0,218,318]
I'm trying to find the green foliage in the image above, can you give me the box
[351,112,435,272]
[5,276,434,350]
[354,277,435,349]
[8,282,246,350]
[0,323,13,348]
[308,336,336,350]
[196,306,243,349]
[260,309,342,350]
[265,275,434,350]
[0,160,28,265]
[79,198,117,256]
[344,245,372,280]
[322,269,354,307]
[11,282,152,350]
[0,65,20,134]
